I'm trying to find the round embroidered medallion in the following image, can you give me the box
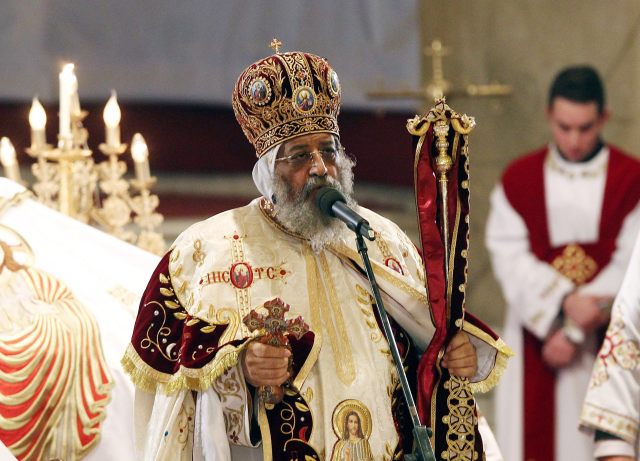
[292,86,316,113]
[248,77,271,106]
[384,257,404,275]
[230,262,254,289]
[328,69,340,97]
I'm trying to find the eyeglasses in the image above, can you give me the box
[275,146,345,168]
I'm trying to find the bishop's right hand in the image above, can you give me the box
[241,341,291,387]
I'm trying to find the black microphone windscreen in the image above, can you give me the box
[315,187,345,216]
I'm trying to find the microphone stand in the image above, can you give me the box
[353,231,435,461]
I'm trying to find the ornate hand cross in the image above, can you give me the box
[243,298,309,403]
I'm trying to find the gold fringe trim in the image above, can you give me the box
[121,342,248,395]
[467,335,513,394]
[463,320,514,394]
[468,344,510,394]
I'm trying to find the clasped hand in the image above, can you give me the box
[542,292,613,369]
[562,292,611,332]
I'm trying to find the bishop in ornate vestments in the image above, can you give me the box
[123,44,511,460]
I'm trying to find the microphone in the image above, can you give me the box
[315,187,375,241]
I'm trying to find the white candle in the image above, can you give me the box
[29,96,47,150]
[103,90,121,148]
[131,133,150,183]
[59,63,77,145]
[72,89,81,117]
[0,137,21,182]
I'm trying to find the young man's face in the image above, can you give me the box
[546,97,608,162]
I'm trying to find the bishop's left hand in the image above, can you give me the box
[441,331,477,378]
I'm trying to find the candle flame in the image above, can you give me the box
[29,97,47,130]
[0,137,17,167]
[103,91,121,128]
[131,133,149,162]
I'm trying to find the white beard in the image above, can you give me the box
[272,156,356,252]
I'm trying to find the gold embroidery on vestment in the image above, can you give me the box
[443,376,476,460]
[590,305,640,388]
[192,240,205,266]
[223,232,252,336]
[319,252,356,385]
[581,402,638,443]
[146,301,178,358]
[291,248,323,391]
[257,401,273,461]
[303,245,355,385]
[176,400,195,449]
[300,386,314,404]
[546,152,606,179]
[551,244,598,285]
[355,283,383,343]
[215,307,240,343]
[330,399,374,461]
[212,365,248,442]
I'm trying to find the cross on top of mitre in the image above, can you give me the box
[270,38,283,54]
[243,298,309,346]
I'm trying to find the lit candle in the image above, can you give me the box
[59,63,77,145]
[131,133,150,183]
[103,90,121,148]
[0,137,21,183]
[71,88,81,117]
[29,96,47,150]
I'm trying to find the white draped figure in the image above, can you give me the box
[580,228,640,459]
[0,179,159,461]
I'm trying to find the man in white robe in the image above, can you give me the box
[486,66,640,461]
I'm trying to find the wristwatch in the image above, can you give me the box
[562,320,585,345]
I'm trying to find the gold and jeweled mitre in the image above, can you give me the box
[232,39,342,157]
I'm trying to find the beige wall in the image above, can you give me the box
[420,0,640,329]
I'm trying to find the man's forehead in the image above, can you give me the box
[284,133,336,150]
[549,98,600,120]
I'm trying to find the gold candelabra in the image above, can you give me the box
[0,63,165,255]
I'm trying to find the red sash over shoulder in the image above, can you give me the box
[501,145,640,461]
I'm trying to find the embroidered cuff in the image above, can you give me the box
[463,322,514,394]
[581,402,639,445]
